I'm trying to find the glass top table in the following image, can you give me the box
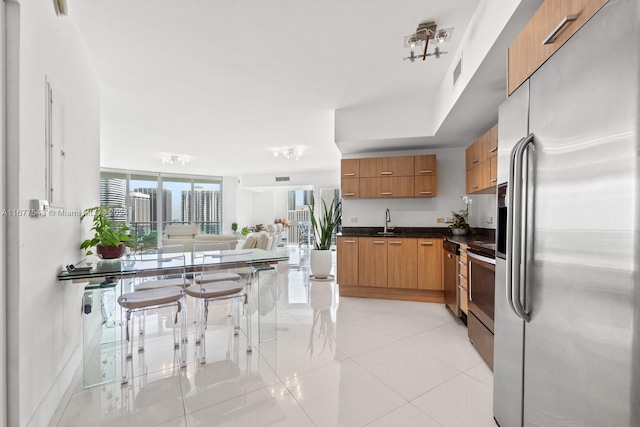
[57,248,289,281]
[59,248,287,387]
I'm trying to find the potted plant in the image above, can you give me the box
[449,195,473,236]
[307,195,342,279]
[80,206,136,259]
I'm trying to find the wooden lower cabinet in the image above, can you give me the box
[337,237,359,286]
[417,238,443,290]
[387,238,417,289]
[358,238,387,287]
[338,235,444,303]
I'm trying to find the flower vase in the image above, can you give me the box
[451,228,468,236]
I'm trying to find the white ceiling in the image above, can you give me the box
[68,0,521,177]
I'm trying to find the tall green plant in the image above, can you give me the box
[308,195,342,250]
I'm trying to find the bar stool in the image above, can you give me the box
[186,248,252,364]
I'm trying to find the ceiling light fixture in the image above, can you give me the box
[273,148,301,160]
[404,22,453,62]
[162,155,190,165]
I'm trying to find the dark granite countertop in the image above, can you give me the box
[339,226,496,254]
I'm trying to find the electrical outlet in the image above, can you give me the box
[486,216,493,224]
[436,217,445,223]
[350,217,358,223]
[445,217,454,223]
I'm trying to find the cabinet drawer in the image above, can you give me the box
[360,177,414,198]
[508,0,608,95]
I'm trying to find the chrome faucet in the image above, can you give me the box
[384,208,393,234]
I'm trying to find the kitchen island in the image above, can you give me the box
[337,227,494,303]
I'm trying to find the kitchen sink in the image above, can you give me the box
[377,231,400,236]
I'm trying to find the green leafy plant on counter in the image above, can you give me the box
[80,206,137,256]
[449,195,473,231]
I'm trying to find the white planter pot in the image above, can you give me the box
[310,249,332,279]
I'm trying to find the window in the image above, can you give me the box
[100,170,223,249]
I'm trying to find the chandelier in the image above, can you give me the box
[273,148,302,160]
[404,22,453,62]
[162,155,190,165]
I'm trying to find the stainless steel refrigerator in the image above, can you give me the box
[493,0,639,426]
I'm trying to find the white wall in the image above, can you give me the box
[0,2,7,425]
[342,148,496,230]
[432,0,527,131]
[5,1,101,425]
[238,169,340,228]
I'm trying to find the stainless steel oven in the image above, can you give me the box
[467,246,496,369]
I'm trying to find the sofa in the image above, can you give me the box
[162,224,238,251]
[240,223,285,251]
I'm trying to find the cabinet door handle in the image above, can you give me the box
[380,171,393,175]
[419,191,433,195]
[543,14,578,45]
[472,186,479,190]
[344,193,356,196]
[448,253,453,258]
[458,274,466,279]
[380,192,392,195]
[373,241,385,244]
[458,261,465,266]
[420,242,433,246]
[344,240,356,243]
[344,173,356,176]
[489,147,498,153]
[458,285,466,291]
[419,170,432,174]
[472,160,479,164]
[389,241,402,245]
[490,179,497,183]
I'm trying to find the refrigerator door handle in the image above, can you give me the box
[507,134,534,322]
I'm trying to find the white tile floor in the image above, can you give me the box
[54,247,495,427]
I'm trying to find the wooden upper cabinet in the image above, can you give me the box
[341,159,360,178]
[360,177,414,198]
[341,178,359,199]
[415,176,437,197]
[360,156,414,177]
[414,155,437,176]
[341,154,436,199]
[488,124,498,158]
[508,0,608,95]
[466,142,481,171]
[467,123,498,194]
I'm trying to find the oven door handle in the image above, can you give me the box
[467,250,496,265]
